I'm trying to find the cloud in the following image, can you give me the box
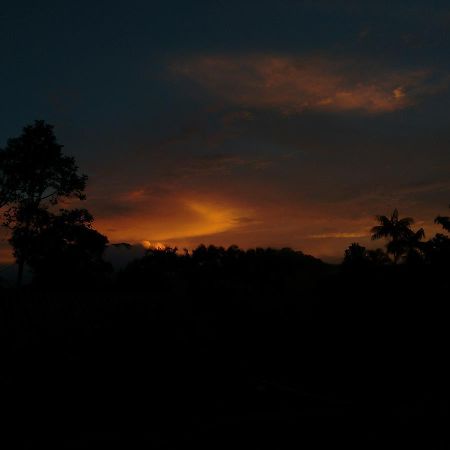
[172,54,448,114]
[308,232,368,239]
[89,188,253,245]
[232,216,258,224]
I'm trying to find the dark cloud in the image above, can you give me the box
[172,54,449,114]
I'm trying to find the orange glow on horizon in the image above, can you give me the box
[142,241,166,250]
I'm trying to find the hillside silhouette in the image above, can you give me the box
[1,122,449,448]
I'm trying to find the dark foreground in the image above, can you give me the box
[1,265,448,449]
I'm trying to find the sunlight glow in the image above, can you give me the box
[96,197,248,246]
[142,241,166,250]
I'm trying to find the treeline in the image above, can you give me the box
[116,244,327,298]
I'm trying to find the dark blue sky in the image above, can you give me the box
[1,0,450,261]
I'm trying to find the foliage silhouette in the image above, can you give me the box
[422,233,450,268]
[10,208,111,287]
[435,205,450,232]
[366,248,391,265]
[370,209,424,263]
[342,243,392,274]
[0,120,87,286]
[343,243,370,268]
[401,228,427,265]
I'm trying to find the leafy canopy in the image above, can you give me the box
[0,120,86,211]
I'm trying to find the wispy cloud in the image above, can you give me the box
[308,231,368,239]
[172,54,448,114]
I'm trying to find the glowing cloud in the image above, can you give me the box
[172,54,446,114]
[142,241,166,250]
[93,192,251,246]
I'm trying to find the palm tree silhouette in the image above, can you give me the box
[370,209,415,263]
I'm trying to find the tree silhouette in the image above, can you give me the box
[370,209,416,263]
[343,243,369,267]
[423,233,450,267]
[0,120,87,286]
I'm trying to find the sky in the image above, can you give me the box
[1,0,450,263]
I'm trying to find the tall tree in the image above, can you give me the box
[0,120,87,286]
[370,209,416,263]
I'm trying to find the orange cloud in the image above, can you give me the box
[172,54,446,114]
[92,191,253,245]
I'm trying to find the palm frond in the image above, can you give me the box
[370,225,389,240]
[415,227,425,240]
[375,215,389,226]
[391,209,399,221]
[435,215,450,232]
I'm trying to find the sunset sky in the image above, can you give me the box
[1,1,450,262]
